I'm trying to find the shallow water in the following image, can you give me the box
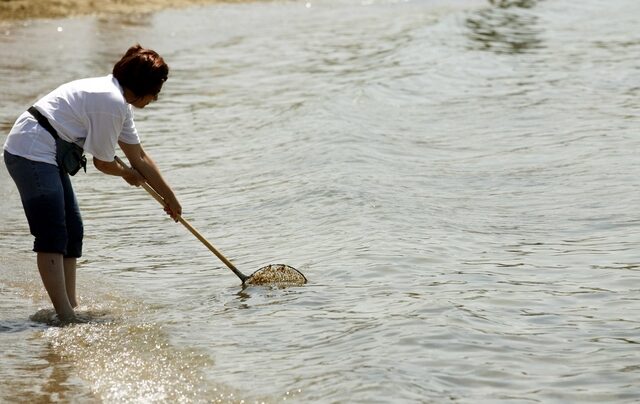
[1,0,639,402]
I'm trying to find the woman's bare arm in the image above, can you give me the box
[93,156,145,186]
[118,141,183,220]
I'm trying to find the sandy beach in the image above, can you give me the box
[0,0,240,21]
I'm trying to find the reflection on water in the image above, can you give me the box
[489,0,538,8]
[10,348,82,403]
[466,0,543,54]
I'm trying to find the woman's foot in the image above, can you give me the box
[57,309,77,324]
[58,312,91,326]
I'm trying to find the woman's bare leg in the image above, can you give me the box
[37,252,75,321]
[63,257,78,308]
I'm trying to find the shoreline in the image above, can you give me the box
[0,0,245,21]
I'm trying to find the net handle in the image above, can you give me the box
[114,156,249,283]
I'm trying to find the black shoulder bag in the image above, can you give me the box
[27,106,87,175]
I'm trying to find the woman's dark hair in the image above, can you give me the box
[112,44,169,98]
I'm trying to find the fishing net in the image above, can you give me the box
[244,264,307,286]
[113,156,308,287]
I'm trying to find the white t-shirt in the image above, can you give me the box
[3,74,140,165]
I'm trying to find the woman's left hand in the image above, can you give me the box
[164,196,182,222]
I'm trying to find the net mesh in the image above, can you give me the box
[244,264,307,286]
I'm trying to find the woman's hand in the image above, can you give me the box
[164,196,182,222]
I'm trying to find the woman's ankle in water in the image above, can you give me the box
[57,308,76,323]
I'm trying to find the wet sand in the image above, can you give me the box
[0,0,243,21]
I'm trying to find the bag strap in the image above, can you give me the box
[27,106,60,140]
[27,106,87,175]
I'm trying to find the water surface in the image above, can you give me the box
[1,0,639,402]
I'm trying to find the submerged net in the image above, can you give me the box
[244,264,307,286]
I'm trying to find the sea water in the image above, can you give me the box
[1,0,639,402]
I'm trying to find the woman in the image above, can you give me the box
[3,44,182,323]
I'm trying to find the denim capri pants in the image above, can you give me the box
[4,150,83,258]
